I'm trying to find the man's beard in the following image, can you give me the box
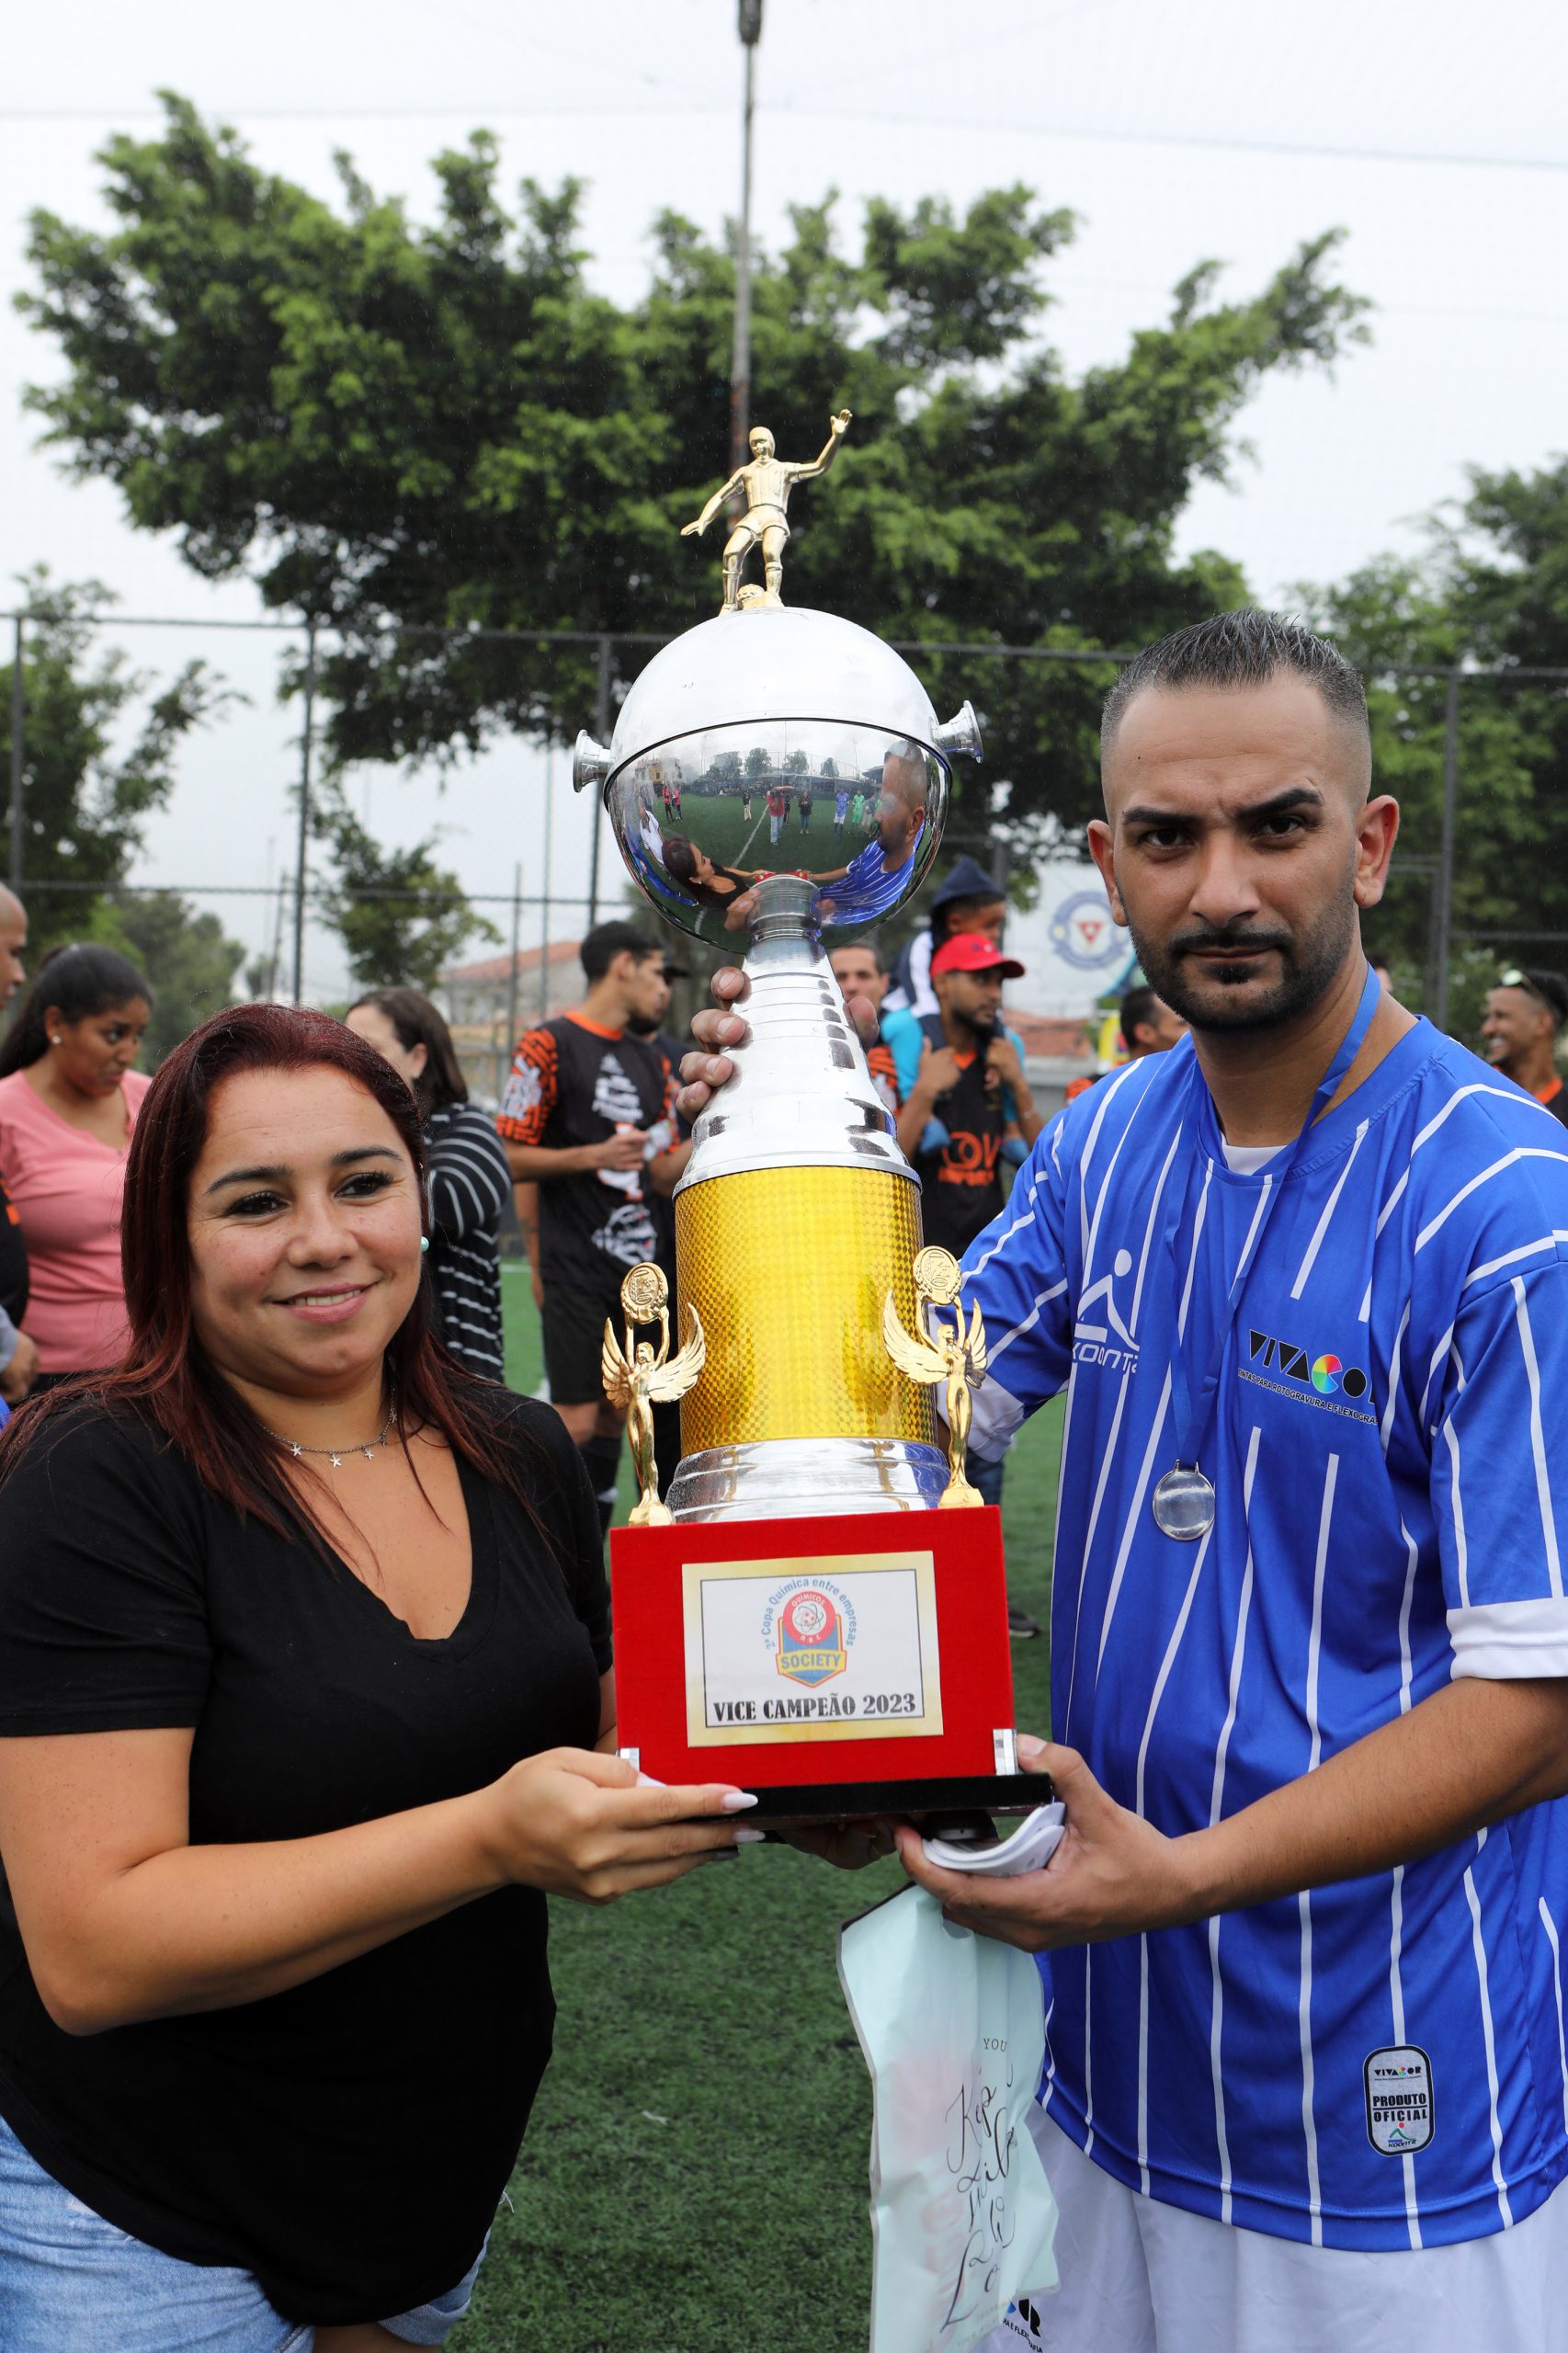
[626,1013,661,1038]
[1127,889,1357,1035]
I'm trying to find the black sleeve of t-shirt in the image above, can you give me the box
[447,1386,613,1675]
[0,1404,213,1734]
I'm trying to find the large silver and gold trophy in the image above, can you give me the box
[574,415,1028,1819]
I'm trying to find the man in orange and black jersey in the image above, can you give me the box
[896,936,1044,1258]
[827,938,902,1118]
[497,921,689,1531]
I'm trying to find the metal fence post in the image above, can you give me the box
[587,635,611,931]
[7,614,23,893]
[503,860,522,1100]
[1430,668,1460,1033]
[291,623,317,1005]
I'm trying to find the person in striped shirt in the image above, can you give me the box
[682,609,1568,2349]
[346,989,511,1381]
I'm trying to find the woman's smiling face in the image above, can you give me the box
[186,1063,424,1399]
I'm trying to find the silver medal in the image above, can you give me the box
[1152,1463,1216,1541]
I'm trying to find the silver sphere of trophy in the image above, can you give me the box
[572,423,983,1523]
[573,606,979,955]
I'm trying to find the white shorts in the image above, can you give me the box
[978,2104,1568,2353]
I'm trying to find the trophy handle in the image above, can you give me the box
[573,731,613,793]
[932,701,983,764]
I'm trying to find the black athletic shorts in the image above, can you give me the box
[541,1281,625,1406]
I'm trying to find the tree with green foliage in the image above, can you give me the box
[310,780,498,994]
[113,890,247,1067]
[0,574,230,963]
[20,94,1368,858]
[1304,458,1568,1020]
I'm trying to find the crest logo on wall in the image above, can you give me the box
[1047,889,1121,973]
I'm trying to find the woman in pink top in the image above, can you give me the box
[0,944,152,1384]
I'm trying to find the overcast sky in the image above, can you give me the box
[4,0,1565,1000]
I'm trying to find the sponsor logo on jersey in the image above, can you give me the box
[1240,1327,1375,1422]
[1073,1247,1140,1375]
[1364,2043,1435,2154]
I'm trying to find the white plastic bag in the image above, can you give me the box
[838,1885,1058,2353]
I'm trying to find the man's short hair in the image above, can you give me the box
[1102,610,1369,753]
[831,935,884,972]
[1499,965,1568,1032]
[580,919,658,982]
[1119,985,1161,1051]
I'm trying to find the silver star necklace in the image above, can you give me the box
[263,1388,397,1470]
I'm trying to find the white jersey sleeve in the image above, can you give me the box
[1432,1259,1568,1680]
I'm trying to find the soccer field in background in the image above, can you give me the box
[458,1269,1061,2353]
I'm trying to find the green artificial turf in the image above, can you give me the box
[639,778,881,891]
[463,1270,1061,2350]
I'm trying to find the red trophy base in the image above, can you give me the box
[608,1505,1040,1827]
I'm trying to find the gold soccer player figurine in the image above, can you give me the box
[680,410,852,614]
[601,1266,707,1528]
[881,1246,989,1509]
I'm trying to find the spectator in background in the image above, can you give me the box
[827,939,903,1118]
[1118,983,1188,1059]
[624,949,690,1505]
[0,889,39,1410]
[1062,982,1187,1106]
[882,853,1008,1019]
[0,943,151,1392]
[1481,965,1568,1125]
[497,923,687,1533]
[895,934,1045,1636]
[345,986,512,1381]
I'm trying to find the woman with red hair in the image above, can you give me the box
[0,1004,753,2352]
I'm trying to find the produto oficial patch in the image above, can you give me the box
[1364,2044,1434,2155]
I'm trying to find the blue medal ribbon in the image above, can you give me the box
[1154,961,1382,1537]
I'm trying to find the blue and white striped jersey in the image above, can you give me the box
[961,1019,1568,2252]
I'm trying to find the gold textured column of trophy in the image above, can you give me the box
[573,412,983,1522]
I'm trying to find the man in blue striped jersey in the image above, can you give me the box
[682,610,1568,2348]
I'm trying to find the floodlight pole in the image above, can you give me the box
[729,0,764,478]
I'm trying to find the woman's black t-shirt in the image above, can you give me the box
[0,1392,610,2325]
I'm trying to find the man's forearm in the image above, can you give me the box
[505,1141,596,1181]
[895,1086,937,1156]
[1010,1085,1045,1147]
[903,1675,1568,1954]
[648,1142,691,1197]
[1178,1675,1568,1920]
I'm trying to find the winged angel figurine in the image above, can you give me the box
[881,1246,989,1509]
[601,1265,706,1528]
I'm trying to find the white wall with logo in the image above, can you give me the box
[1004,861,1139,1018]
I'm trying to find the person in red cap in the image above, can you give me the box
[896,932,1046,1632]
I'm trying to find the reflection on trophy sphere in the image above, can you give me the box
[572,607,982,952]
[620,1263,669,1324]
[914,1246,963,1306]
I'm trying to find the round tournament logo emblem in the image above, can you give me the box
[1048,889,1120,972]
[776,1588,847,1688]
